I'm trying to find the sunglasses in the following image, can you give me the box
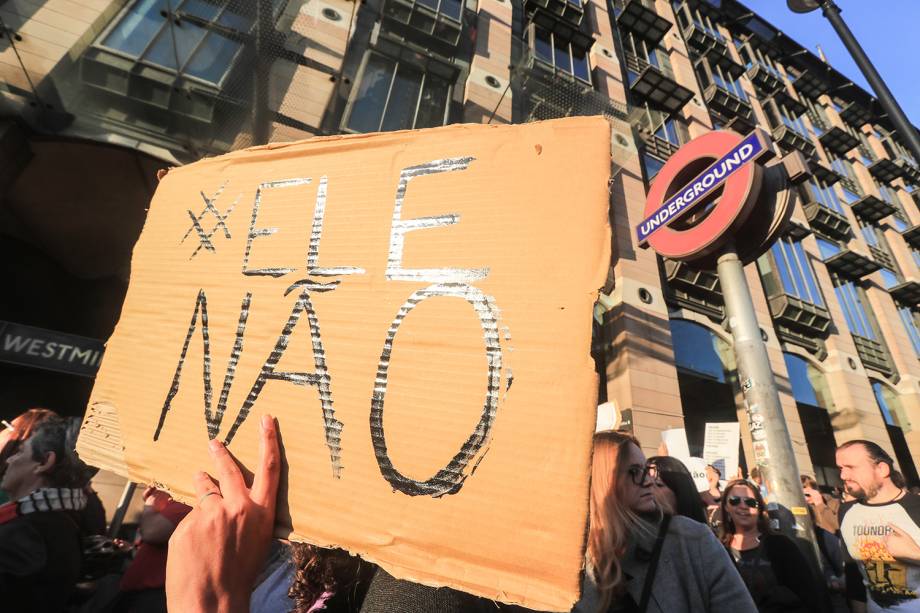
[727,495,760,509]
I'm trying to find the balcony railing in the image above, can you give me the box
[771,117,815,157]
[614,0,671,45]
[625,50,693,114]
[744,60,784,94]
[818,125,858,156]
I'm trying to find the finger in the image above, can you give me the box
[209,439,247,501]
[888,523,907,537]
[251,414,280,509]
[194,471,220,506]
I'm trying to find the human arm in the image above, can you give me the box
[883,523,920,565]
[697,527,757,611]
[165,414,280,613]
[805,488,839,532]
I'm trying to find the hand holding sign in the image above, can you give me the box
[166,414,280,612]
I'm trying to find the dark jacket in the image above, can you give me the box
[0,509,83,612]
[731,532,827,613]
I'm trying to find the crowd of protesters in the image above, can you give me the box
[2,406,919,613]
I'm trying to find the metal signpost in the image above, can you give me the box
[637,129,821,555]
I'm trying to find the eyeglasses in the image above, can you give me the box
[626,465,655,486]
[727,495,760,509]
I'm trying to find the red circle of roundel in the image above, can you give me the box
[644,130,758,260]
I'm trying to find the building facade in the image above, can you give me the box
[2,0,919,488]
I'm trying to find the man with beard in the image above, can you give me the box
[837,440,920,612]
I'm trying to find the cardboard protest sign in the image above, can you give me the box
[76,117,612,610]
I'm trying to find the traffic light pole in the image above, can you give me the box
[716,244,821,563]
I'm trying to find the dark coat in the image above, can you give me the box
[0,510,82,612]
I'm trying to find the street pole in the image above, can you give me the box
[791,0,920,164]
[252,0,273,146]
[716,244,822,564]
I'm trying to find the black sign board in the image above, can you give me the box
[0,321,104,378]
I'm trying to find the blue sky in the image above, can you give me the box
[741,0,920,127]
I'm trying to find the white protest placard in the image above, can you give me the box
[660,428,691,463]
[703,422,740,479]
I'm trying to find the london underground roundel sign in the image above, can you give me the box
[637,129,777,263]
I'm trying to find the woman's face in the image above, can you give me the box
[726,484,760,532]
[620,443,657,514]
[649,465,677,511]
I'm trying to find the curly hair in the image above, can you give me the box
[288,543,336,613]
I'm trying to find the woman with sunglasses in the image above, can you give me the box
[719,478,826,613]
[574,431,754,613]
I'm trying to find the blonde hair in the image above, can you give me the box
[587,431,650,612]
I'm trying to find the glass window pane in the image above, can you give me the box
[669,319,727,382]
[643,153,665,181]
[145,17,209,70]
[572,47,590,82]
[793,241,823,306]
[898,308,920,357]
[181,0,223,21]
[381,63,424,131]
[184,33,239,84]
[816,237,840,260]
[783,240,808,300]
[872,382,897,426]
[414,74,450,129]
[347,54,396,133]
[772,242,797,296]
[441,0,462,19]
[880,267,900,289]
[784,353,820,407]
[834,285,860,337]
[103,0,168,57]
[534,28,552,64]
[554,38,572,74]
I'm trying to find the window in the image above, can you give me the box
[643,153,666,181]
[815,236,841,260]
[636,103,688,146]
[344,51,452,133]
[804,97,830,135]
[697,62,747,100]
[859,221,880,248]
[733,39,783,81]
[774,102,808,138]
[531,26,590,83]
[623,31,672,80]
[805,177,846,215]
[872,381,906,428]
[674,2,725,42]
[760,236,824,306]
[830,157,863,203]
[879,267,901,290]
[857,132,877,166]
[898,307,920,358]
[99,0,277,86]
[833,278,877,340]
[912,247,920,270]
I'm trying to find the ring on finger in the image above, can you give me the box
[198,491,221,505]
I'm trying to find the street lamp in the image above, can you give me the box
[787,0,920,165]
